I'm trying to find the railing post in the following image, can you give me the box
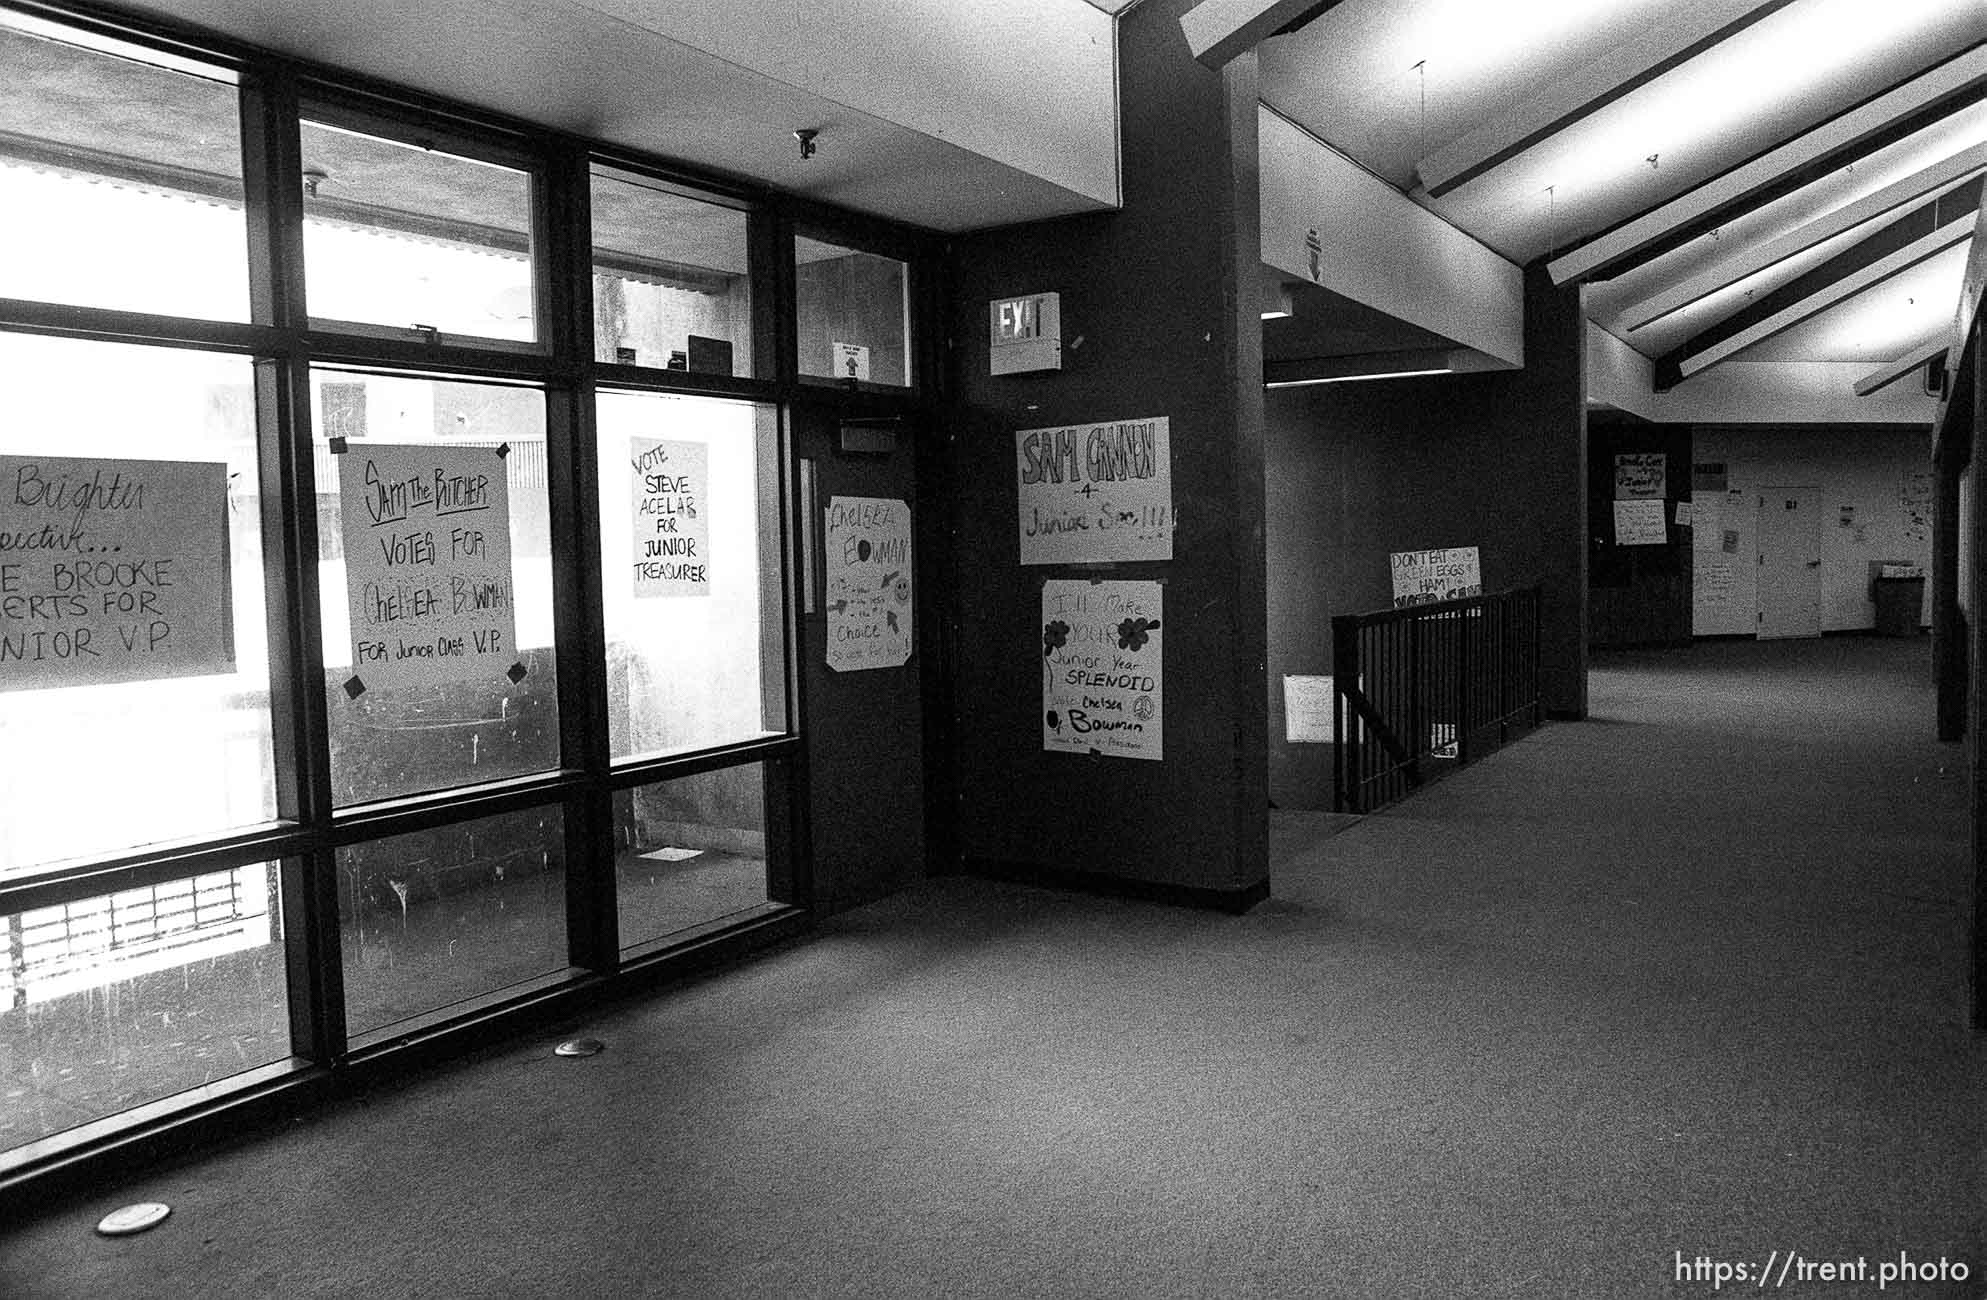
[1457,602,1474,765]
[1407,614,1423,787]
[1332,614,1359,812]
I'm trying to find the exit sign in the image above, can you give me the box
[990,292,1061,375]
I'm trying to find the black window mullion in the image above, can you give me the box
[241,66,345,1063]
[545,144,617,971]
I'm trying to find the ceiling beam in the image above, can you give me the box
[1624,150,1987,333]
[1548,45,1987,286]
[1179,0,1345,70]
[1413,0,1802,200]
[1659,213,1975,386]
[1853,329,1953,395]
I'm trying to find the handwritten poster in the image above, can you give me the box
[0,454,234,691]
[1703,562,1735,603]
[1016,416,1173,564]
[1614,498,1667,545]
[824,496,912,671]
[1901,468,1931,546]
[631,437,708,597]
[1389,546,1481,608]
[1615,452,1666,499]
[1283,674,1333,744]
[1042,578,1161,761]
[338,442,518,693]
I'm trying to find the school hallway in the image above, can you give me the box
[2,636,1979,1298]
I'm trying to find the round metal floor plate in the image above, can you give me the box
[553,1037,605,1057]
[96,1202,171,1237]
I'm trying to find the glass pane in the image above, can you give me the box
[0,20,247,321]
[1,864,288,1151]
[300,119,535,343]
[794,235,909,387]
[0,334,274,879]
[616,763,771,948]
[338,806,566,1041]
[598,392,785,761]
[591,169,752,377]
[312,371,557,806]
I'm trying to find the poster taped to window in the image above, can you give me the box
[631,437,709,597]
[0,453,234,691]
[338,442,518,693]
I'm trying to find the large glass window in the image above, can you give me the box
[616,763,772,950]
[591,168,752,377]
[338,808,565,1043]
[312,370,558,806]
[300,118,536,345]
[1,864,289,1150]
[794,235,910,388]
[0,15,248,321]
[0,333,274,878]
[598,392,784,761]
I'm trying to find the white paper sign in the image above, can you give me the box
[832,341,870,382]
[1283,674,1333,744]
[1613,498,1667,545]
[1042,578,1161,761]
[339,442,518,692]
[1703,562,1735,602]
[1016,416,1174,564]
[1615,452,1665,499]
[1389,546,1481,608]
[824,496,913,671]
[0,454,234,691]
[631,437,708,597]
[1674,500,1692,526]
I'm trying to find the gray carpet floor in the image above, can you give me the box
[1,636,1980,1297]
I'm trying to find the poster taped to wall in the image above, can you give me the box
[1283,674,1333,744]
[1042,578,1161,761]
[1016,416,1173,564]
[338,441,519,693]
[824,496,913,671]
[1389,546,1480,607]
[0,453,234,691]
[1901,468,1931,546]
[631,437,709,597]
[1615,453,1665,499]
[1613,498,1667,545]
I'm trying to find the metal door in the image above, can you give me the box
[1756,486,1822,639]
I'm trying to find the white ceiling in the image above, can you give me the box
[106,0,1122,234]
[1254,0,1986,393]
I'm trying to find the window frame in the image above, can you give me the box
[0,0,959,1202]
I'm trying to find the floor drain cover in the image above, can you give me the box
[553,1038,605,1058]
[96,1203,171,1237]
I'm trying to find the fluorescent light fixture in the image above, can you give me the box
[1266,368,1452,388]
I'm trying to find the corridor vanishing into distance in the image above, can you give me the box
[3,638,1978,1298]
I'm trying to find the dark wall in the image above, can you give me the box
[1264,264,1587,810]
[1588,419,1693,648]
[940,0,1268,900]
